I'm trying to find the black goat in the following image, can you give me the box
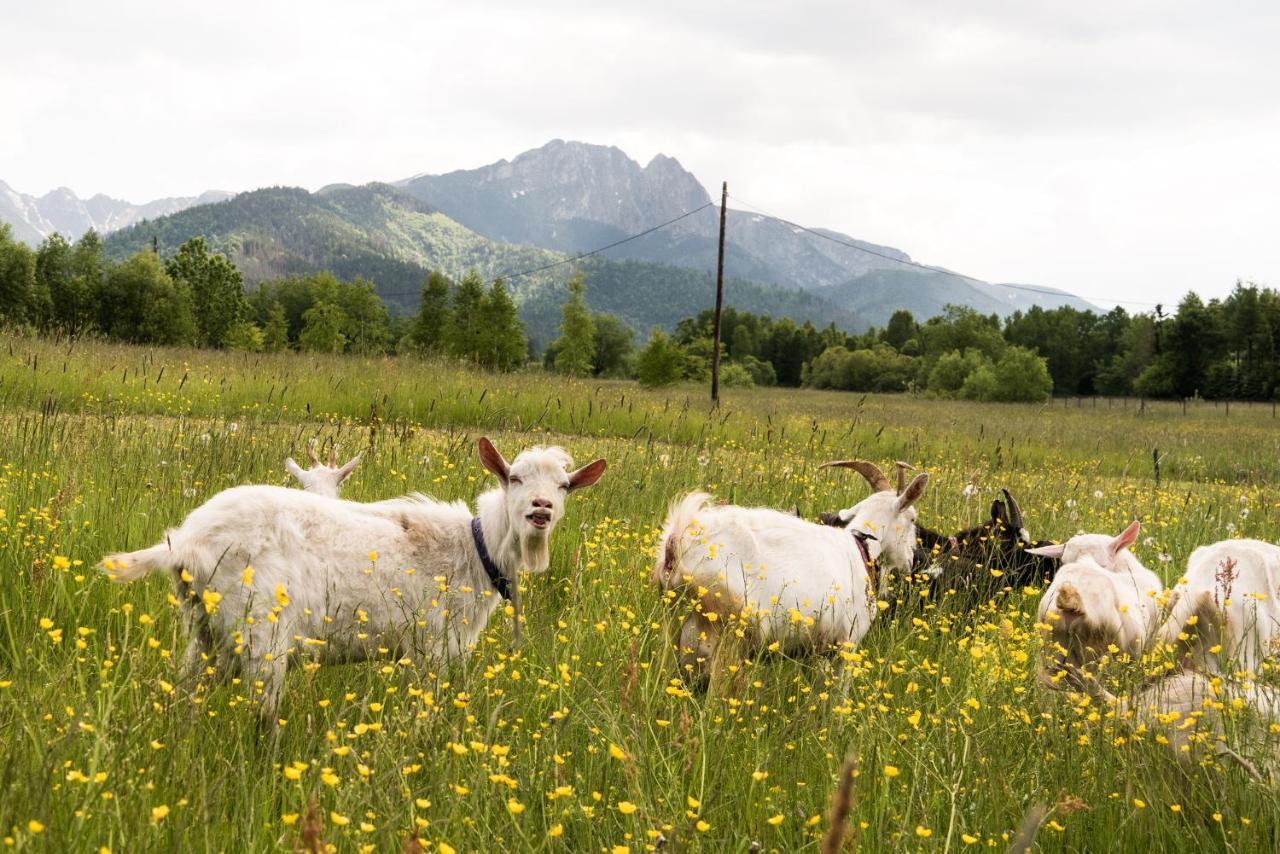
[918,489,1060,604]
[818,477,1059,607]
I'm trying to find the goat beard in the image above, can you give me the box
[519,528,551,574]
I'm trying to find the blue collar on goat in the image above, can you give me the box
[471,517,512,600]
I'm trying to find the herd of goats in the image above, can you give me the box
[99,440,1280,778]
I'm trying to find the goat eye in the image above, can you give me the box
[558,483,569,491]
[508,476,522,485]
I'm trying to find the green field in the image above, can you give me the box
[0,332,1277,852]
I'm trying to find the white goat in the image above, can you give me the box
[1030,522,1169,683]
[653,460,928,684]
[99,437,607,723]
[1157,538,1280,677]
[285,445,362,498]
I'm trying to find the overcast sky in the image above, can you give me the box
[4,0,1278,307]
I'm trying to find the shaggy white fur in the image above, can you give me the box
[100,437,606,723]
[1158,538,1280,677]
[653,461,928,683]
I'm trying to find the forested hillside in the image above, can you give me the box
[100,185,858,345]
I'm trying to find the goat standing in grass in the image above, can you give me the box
[100,437,607,724]
[285,445,362,498]
[653,460,927,686]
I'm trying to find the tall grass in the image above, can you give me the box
[0,332,1276,851]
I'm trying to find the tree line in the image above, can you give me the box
[3,223,1278,401]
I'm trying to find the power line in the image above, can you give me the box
[377,201,714,301]
[727,192,1163,309]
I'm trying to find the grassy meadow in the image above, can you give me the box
[0,332,1278,851]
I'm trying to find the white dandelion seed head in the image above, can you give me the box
[1240,508,1250,519]
[1159,552,1173,563]
[1226,522,1237,533]
[1093,490,1104,499]
[1065,499,1077,508]
[697,455,710,467]
[962,483,978,497]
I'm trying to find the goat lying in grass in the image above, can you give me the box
[915,486,1059,604]
[653,460,928,686]
[1158,538,1280,678]
[1063,663,1280,782]
[1031,521,1173,686]
[100,437,607,724]
[285,445,362,498]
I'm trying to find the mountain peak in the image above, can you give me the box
[0,183,232,244]
[397,139,711,250]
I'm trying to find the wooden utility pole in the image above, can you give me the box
[711,181,728,404]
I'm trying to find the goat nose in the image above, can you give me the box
[532,497,553,510]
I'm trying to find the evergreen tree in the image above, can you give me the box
[32,234,72,331]
[478,278,527,370]
[553,274,595,377]
[299,301,348,353]
[263,301,290,352]
[404,272,453,355]
[36,234,73,331]
[636,327,684,387]
[165,237,245,348]
[65,231,105,334]
[335,277,391,355]
[883,309,918,351]
[447,270,487,361]
[0,224,36,325]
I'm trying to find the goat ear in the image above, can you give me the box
[477,437,510,484]
[895,473,928,511]
[1026,542,1065,558]
[285,458,306,482]
[336,454,362,484]
[568,458,608,492]
[1109,520,1141,558]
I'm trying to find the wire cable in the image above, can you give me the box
[376,201,715,301]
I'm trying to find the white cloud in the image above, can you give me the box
[2,0,1277,305]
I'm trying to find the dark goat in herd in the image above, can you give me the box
[819,462,1060,604]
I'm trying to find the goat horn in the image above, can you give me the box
[894,461,915,495]
[307,445,321,466]
[1001,488,1025,533]
[819,460,891,492]
[329,446,338,467]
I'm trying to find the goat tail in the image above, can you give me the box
[99,542,174,583]
[653,492,713,590]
